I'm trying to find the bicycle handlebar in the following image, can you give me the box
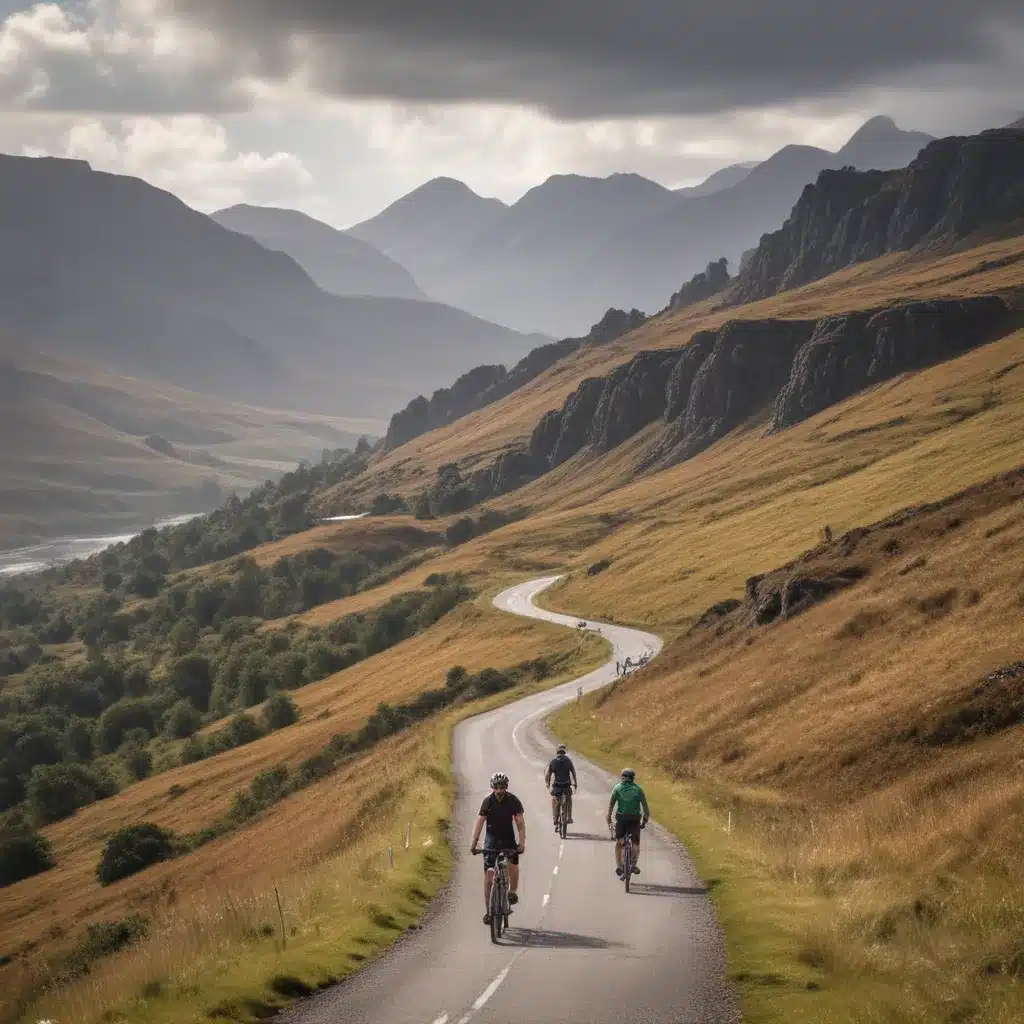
[470,847,519,856]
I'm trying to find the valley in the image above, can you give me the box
[0,113,1022,1024]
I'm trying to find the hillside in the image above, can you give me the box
[211,205,425,300]
[732,125,1024,303]
[0,352,378,549]
[0,155,543,418]
[2,207,1023,1024]
[349,117,935,335]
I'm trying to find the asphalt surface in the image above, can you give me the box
[285,575,738,1024]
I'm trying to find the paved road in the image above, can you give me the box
[286,575,737,1024]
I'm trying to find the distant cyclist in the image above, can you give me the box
[470,772,526,925]
[544,743,578,830]
[606,768,650,877]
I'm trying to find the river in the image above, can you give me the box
[0,514,202,579]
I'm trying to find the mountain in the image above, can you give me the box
[731,127,1024,304]
[348,117,935,336]
[675,162,758,197]
[834,115,935,171]
[212,204,425,300]
[348,177,507,284]
[0,155,543,420]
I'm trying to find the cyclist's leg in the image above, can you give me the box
[550,789,558,824]
[507,852,520,903]
[629,820,642,872]
[483,850,497,919]
[567,788,573,823]
[614,815,625,871]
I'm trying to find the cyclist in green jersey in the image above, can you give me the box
[606,768,650,877]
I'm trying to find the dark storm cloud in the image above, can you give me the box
[170,0,1024,117]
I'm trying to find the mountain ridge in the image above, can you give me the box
[349,117,936,335]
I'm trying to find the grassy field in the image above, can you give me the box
[0,351,380,549]
[552,466,1024,1022]
[0,594,606,1024]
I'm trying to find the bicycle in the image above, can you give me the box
[472,848,517,942]
[555,788,570,839]
[612,820,645,893]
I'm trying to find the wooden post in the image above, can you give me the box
[388,846,395,870]
[274,885,286,950]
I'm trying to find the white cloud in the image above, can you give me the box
[44,114,312,210]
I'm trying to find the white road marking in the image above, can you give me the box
[559,841,565,859]
[429,1016,449,1024]
[542,893,550,907]
[511,709,545,766]
[552,865,559,876]
[473,963,513,1011]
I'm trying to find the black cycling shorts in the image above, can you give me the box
[551,782,572,796]
[615,815,642,842]
[483,848,519,871]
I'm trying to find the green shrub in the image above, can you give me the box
[0,820,54,887]
[250,765,289,806]
[27,762,115,825]
[263,692,299,731]
[96,824,176,886]
[64,916,148,977]
[163,699,202,739]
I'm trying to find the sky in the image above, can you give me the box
[0,0,1020,227]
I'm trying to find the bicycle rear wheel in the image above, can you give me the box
[559,795,568,839]
[489,870,502,943]
[623,838,632,893]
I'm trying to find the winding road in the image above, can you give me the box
[285,576,737,1024]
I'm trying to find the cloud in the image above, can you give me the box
[30,114,312,210]
[167,0,1024,119]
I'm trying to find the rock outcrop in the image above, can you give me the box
[732,127,1024,305]
[432,292,1012,513]
[667,319,817,460]
[772,297,1011,430]
[383,307,648,451]
[591,349,685,452]
[669,258,730,311]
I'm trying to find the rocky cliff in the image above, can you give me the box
[732,127,1024,305]
[451,293,1011,508]
[772,297,1011,430]
[669,258,730,311]
[383,307,649,450]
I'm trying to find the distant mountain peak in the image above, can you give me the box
[414,176,486,198]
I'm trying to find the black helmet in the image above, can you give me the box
[556,743,566,754]
[620,768,636,780]
[490,772,509,789]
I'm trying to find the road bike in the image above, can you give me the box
[555,788,570,839]
[473,848,517,942]
[613,820,645,893]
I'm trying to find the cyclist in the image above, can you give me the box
[544,743,578,830]
[606,767,650,877]
[470,772,526,925]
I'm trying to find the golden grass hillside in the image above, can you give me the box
[315,235,1024,507]
[0,351,379,548]
[0,598,604,1024]
[554,465,1024,1023]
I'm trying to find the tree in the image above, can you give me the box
[96,823,175,886]
[0,819,54,887]
[27,763,112,824]
[96,700,157,754]
[168,617,199,656]
[163,700,202,739]
[263,692,299,731]
[167,654,213,711]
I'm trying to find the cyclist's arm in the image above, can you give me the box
[514,813,526,852]
[606,787,619,822]
[640,790,651,824]
[470,815,486,850]
[568,758,578,786]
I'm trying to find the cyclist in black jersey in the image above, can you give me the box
[544,744,578,830]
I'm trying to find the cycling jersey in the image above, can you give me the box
[546,754,576,786]
[610,780,647,819]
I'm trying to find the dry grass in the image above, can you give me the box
[554,469,1024,1022]
[0,599,604,1022]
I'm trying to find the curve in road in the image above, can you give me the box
[284,575,738,1024]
